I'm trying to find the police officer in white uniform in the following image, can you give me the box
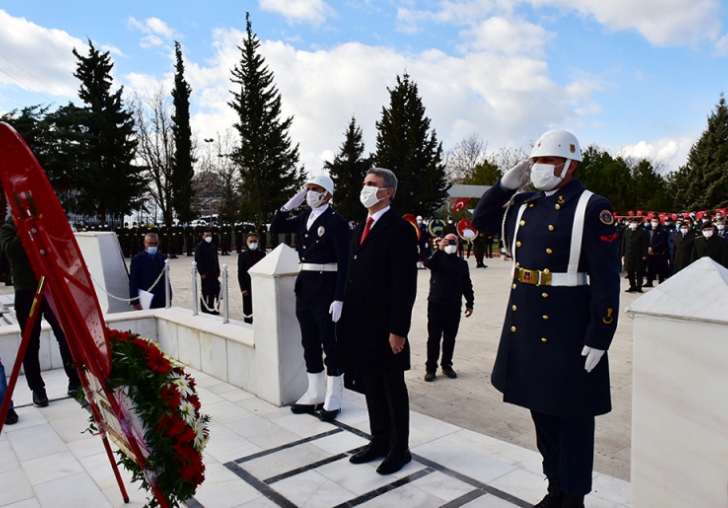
[473,130,620,508]
[271,174,350,421]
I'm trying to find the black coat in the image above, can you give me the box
[337,209,418,374]
[672,231,698,273]
[129,251,168,309]
[473,179,620,418]
[237,248,266,293]
[647,227,669,256]
[691,234,728,268]
[423,250,474,309]
[620,227,648,271]
[195,241,220,278]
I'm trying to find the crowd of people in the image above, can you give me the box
[5,127,728,508]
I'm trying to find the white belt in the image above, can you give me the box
[300,263,338,272]
[514,267,589,286]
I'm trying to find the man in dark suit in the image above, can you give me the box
[472,130,620,508]
[645,217,668,287]
[129,232,169,310]
[620,217,649,292]
[338,167,418,475]
[195,229,221,315]
[271,174,350,421]
[237,232,266,324]
[691,222,728,267]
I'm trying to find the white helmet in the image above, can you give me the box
[530,129,582,162]
[306,173,334,196]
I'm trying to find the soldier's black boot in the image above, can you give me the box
[561,494,585,508]
[533,477,564,508]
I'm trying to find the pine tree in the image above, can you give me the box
[228,13,305,227]
[72,40,147,222]
[374,73,450,215]
[171,41,195,225]
[673,94,728,210]
[324,117,371,221]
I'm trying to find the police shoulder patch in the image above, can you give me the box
[599,210,614,225]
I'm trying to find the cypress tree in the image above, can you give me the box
[374,73,450,215]
[171,41,195,225]
[324,116,371,221]
[228,13,305,227]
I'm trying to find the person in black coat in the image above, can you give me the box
[691,222,728,267]
[423,233,474,381]
[620,218,648,292]
[129,232,169,309]
[271,174,350,421]
[472,130,620,507]
[645,218,669,287]
[338,167,418,475]
[237,232,266,324]
[195,229,220,314]
[672,221,699,273]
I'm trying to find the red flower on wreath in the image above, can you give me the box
[157,413,186,437]
[146,347,173,374]
[188,394,201,412]
[161,385,182,409]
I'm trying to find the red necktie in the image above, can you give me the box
[360,217,374,245]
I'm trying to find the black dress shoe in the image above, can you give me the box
[67,380,81,398]
[33,388,49,408]
[643,283,654,287]
[533,477,564,508]
[560,494,585,508]
[4,407,18,425]
[376,450,412,474]
[442,367,457,379]
[349,443,388,464]
[290,403,323,414]
[316,407,340,422]
[625,287,636,293]
[424,371,435,382]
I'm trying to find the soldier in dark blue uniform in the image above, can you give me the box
[271,174,350,421]
[473,129,620,508]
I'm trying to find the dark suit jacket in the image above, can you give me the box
[337,209,418,375]
[129,251,168,309]
[237,249,266,293]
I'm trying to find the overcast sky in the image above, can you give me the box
[1,0,727,176]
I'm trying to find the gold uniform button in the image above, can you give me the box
[542,292,549,298]
[541,338,548,343]
[543,268,550,274]
[555,204,561,210]
[512,305,517,311]
[542,315,549,320]
[546,248,553,254]
[529,203,535,208]
[516,241,522,247]
[548,225,554,231]
[512,283,517,289]
[520,220,526,226]
[511,326,517,332]
[515,262,520,267]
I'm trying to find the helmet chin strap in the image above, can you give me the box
[557,159,571,181]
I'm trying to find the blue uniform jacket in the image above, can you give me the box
[472,179,620,417]
[270,206,350,301]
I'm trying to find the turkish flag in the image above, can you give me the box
[696,210,706,219]
[627,211,634,217]
[636,210,643,217]
[453,198,469,212]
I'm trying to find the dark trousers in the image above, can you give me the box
[485,239,493,257]
[15,289,80,392]
[200,277,219,313]
[295,274,339,376]
[531,410,595,497]
[474,251,485,267]
[426,302,461,372]
[364,370,409,454]
[646,254,667,284]
[627,270,644,290]
[243,293,253,324]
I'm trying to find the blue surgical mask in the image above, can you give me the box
[147,246,158,255]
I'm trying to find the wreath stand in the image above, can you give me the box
[0,122,169,508]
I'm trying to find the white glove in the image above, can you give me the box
[581,345,605,372]
[282,188,307,211]
[329,300,343,323]
[500,160,531,190]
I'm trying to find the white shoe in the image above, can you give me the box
[291,372,325,414]
[318,374,343,421]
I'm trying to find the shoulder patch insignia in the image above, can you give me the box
[599,210,614,225]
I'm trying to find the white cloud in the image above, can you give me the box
[618,135,695,173]
[101,44,124,56]
[529,0,721,47]
[259,0,334,26]
[457,16,554,56]
[127,16,178,49]
[0,10,83,99]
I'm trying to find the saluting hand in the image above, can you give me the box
[389,333,406,354]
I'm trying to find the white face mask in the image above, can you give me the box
[651,222,659,228]
[703,230,714,238]
[629,223,638,230]
[530,162,564,190]
[718,225,725,231]
[306,190,326,209]
[360,186,383,208]
[247,242,258,250]
[680,228,689,234]
[204,236,212,243]
[444,245,457,255]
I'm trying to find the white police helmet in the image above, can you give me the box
[531,129,582,162]
[306,173,334,196]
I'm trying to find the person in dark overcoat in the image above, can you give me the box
[645,218,669,287]
[672,221,698,273]
[338,167,418,476]
[691,222,728,268]
[129,232,169,309]
[472,129,620,508]
[271,173,350,421]
[195,229,221,314]
[237,232,266,324]
[620,217,648,292]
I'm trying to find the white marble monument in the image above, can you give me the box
[75,231,130,314]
